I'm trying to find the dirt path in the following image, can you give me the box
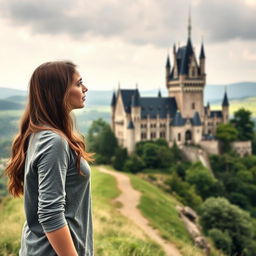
[98,166,182,256]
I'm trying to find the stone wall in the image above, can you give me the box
[232,141,252,157]
[199,140,219,155]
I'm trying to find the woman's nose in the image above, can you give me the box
[83,85,88,92]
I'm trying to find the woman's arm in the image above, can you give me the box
[46,225,78,256]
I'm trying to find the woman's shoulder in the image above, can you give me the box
[31,129,69,150]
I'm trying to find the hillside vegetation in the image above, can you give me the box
[0,165,224,256]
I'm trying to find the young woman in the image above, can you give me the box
[5,61,94,256]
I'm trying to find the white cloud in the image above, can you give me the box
[0,0,255,92]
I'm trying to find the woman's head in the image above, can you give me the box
[5,61,93,197]
[28,61,87,130]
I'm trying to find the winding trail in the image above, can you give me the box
[98,166,181,256]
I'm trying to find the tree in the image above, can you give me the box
[166,173,203,210]
[208,228,232,255]
[230,108,254,141]
[216,123,238,152]
[200,197,254,255]
[123,154,145,173]
[112,147,128,170]
[86,118,118,163]
[185,162,221,200]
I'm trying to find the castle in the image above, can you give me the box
[110,20,251,156]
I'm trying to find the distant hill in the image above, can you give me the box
[0,87,27,99]
[0,99,24,110]
[205,82,256,104]
[1,81,256,107]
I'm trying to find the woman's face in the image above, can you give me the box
[67,71,88,111]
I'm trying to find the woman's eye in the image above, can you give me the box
[77,81,83,86]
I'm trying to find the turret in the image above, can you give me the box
[127,120,135,154]
[222,89,229,124]
[131,89,141,123]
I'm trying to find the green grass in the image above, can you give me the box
[0,166,165,256]
[100,167,224,256]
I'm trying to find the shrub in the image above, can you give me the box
[208,228,232,255]
[200,197,254,255]
[123,154,145,173]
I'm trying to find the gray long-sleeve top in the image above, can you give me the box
[19,130,93,256]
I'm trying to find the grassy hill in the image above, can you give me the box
[0,166,223,256]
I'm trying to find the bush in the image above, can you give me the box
[200,197,254,255]
[166,173,202,210]
[185,162,220,200]
[208,228,232,255]
[112,147,128,170]
[123,154,145,173]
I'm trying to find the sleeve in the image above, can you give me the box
[36,131,70,233]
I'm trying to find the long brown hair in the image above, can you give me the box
[5,61,94,197]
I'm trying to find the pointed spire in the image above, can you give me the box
[207,101,210,108]
[188,6,192,39]
[111,91,116,107]
[166,54,170,68]
[132,89,140,107]
[222,88,229,107]
[158,89,162,98]
[200,41,205,59]
[173,43,176,54]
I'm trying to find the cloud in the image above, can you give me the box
[195,0,256,42]
[0,0,256,47]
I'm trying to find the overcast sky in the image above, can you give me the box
[0,0,255,92]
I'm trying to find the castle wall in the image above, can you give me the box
[199,140,219,155]
[231,141,252,157]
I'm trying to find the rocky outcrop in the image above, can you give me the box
[176,205,211,255]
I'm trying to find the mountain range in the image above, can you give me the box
[0,82,255,108]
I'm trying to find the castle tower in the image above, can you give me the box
[166,15,206,119]
[222,90,229,124]
[126,120,135,154]
[131,88,141,142]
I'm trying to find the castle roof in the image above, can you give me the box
[131,89,140,107]
[140,97,177,119]
[172,111,186,126]
[111,91,116,107]
[119,89,178,119]
[120,89,137,113]
[180,38,194,75]
[222,91,229,107]
[200,43,205,59]
[127,120,134,129]
[191,112,202,126]
[210,110,223,118]
[166,54,170,68]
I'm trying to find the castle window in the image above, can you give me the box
[160,132,165,138]
[178,133,181,141]
[150,132,156,139]
[141,132,147,140]
[192,103,195,109]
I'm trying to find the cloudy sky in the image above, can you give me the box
[0,0,255,92]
